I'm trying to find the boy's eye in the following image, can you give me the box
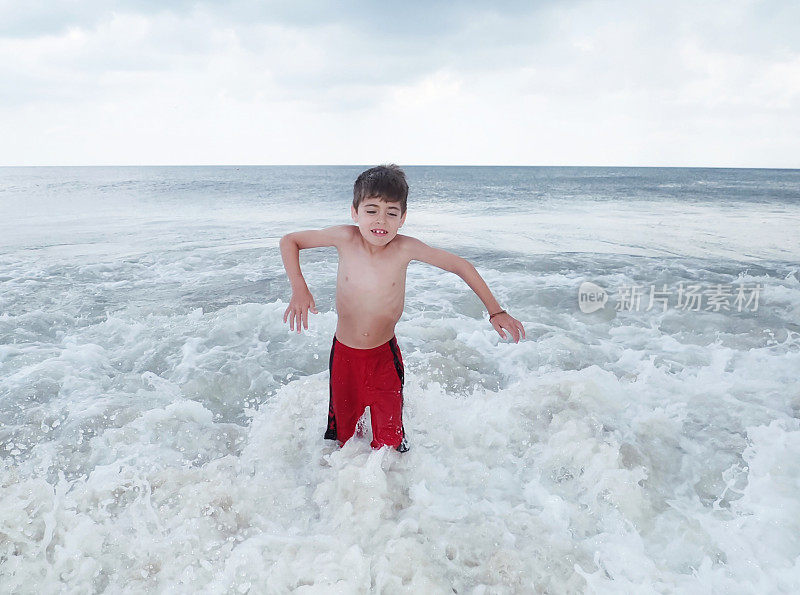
[389,213,398,217]
[366,210,377,214]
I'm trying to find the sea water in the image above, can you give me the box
[1,166,799,593]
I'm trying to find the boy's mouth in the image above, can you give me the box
[371,229,388,236]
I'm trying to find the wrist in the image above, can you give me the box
[290,280,309,293]
[489,309,506,321]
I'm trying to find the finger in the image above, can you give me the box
[302,308,308,330]
[504,326,517,343]
[283,305,290,323]
[498,328,507,339]
[295,312,302,333]
[520,323,526,340]
[288,311,295,331]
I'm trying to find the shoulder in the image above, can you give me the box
[282,225,357,249]
[393,233,423,247]
[394,234,439,262]
[392,233,425,256]
[337,225,359,238]
[395,234,465,272]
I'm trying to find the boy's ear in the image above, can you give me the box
[399,211,407,228]
[351,205,358,222]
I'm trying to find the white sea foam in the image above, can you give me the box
[1,166,799,592]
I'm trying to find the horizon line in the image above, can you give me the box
[1,164,799,170]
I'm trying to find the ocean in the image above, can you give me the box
[1,166,799,593]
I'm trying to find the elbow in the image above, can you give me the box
[279,234,298,256]
[454,258,476,278]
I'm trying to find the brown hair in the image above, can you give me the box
[353,164,408,214]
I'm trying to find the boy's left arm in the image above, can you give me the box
[405,237,526,343]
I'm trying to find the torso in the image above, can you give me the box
[334,226,411,349]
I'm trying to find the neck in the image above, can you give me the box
[358,235,392,256]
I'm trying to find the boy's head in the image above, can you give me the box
[353,164,408,215]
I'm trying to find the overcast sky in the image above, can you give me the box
[1,0,798,167]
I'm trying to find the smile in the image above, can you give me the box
[371,229,388,235]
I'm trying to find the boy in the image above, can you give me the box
[280,164,525,452]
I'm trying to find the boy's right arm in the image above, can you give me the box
[279,225,351,333]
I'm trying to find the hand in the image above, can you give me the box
[283,288,318,333]
[490,312,525,343]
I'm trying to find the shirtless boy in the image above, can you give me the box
[280,164,525,452]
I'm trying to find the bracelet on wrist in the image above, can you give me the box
[489,309,506,320]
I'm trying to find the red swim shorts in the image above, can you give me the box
[324,335,409,452]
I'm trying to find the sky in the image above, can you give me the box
[1,0,799,167]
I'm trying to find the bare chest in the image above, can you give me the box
[337,252,408,296]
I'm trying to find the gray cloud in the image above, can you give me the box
[9,0,795,107]
[1,0,798,165]
[0,1,566,113]
[0,0,553,38]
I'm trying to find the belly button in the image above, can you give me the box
[362,332,369,336]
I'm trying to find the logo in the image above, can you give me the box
[576,280,762,314]
[578,281,608,313]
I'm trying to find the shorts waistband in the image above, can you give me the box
[332,335,397,357]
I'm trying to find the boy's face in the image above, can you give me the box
[351,196,406,246]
